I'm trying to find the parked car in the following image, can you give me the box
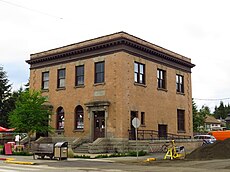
[194,135,216,144]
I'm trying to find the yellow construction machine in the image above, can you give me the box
[163,140,185,160]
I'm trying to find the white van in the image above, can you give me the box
[194,135,216,143]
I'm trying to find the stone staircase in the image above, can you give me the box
[33,136,80,150]
[31,137,202,154]
[74,143,90,153]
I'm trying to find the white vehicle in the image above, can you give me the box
[194,135,216,144]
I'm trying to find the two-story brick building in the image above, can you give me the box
[26,32,195,142]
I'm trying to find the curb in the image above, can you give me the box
[0,158,15,161]
[4,160,36,165]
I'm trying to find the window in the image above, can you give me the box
[141,112,145,125]
[57,107,64,130]
[42,72,49,90]
[75,65,84,86]
[75,105,84,129]
[176,74,184,93]
[95,61,104,83]
[157,69,166,89]
[177,109,185,131]
[57,69,66,88]
[134,62,145,84]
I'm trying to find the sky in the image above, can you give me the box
[0,0,230,111]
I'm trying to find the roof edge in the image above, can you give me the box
[30,31,192,63]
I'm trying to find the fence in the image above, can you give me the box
[128,129,191,140]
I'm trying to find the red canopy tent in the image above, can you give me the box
[0,126,15,132]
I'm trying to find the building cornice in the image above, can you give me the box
[26,32,195,72]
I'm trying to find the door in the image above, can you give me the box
[130,111,138,140]
[158,124,167,139]
[94,111,105,141]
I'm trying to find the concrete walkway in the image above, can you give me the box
[0,153,165,165]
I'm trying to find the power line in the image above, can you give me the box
[0,0,63,19]
[194,97,230,101]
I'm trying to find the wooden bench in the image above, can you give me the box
[32,143,54,159]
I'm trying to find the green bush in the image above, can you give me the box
[109,153,126,157]
[0,149,32,156]
[94,154,109,158]
[127,150,147,156]
[73,150,147,159]
[74,154,91,159]
[94,151,147,159]
[12,151,32,156]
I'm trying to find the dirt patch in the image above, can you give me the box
[186,138,230,160]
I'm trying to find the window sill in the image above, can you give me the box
[177,130,186,133]
[134,82,147,87]
[55,129,64,134]
[176,92,185,96]
[74,85,85,89]
[94,82,105,86]
[56,87,66,91]
[73,129,84,132]
[157,88,168,92]
[41,89,49,92]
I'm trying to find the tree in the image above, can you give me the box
[9,90,52,148]
[192,99,200,132]
[192,99,211,132]
[0,67,12,127]
[198,105,211,130]
[214,101,228,119]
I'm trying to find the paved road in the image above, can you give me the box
[1,155,230,172]
[0,163,129,172]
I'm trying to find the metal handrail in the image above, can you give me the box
[128,129,191,140]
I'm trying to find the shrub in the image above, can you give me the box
[12,151,32,156]
[94,151,147,159]
[127,150,147,156]
[94,154,109,158]
[74,154,91,159]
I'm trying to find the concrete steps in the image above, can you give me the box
[74,143,90,153]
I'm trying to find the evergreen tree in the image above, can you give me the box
[192,99,211,132]
[214,101,227,119]
[192,99,200,132]
[0,67,12,127]
[24,80,29,91]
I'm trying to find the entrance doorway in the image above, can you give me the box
[158,124,167,139]
[94,111,105,141]
[130,111,138,140]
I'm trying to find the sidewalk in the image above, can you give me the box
[0,153,165,165]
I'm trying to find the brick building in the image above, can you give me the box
[26,32,195,142]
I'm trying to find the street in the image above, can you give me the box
[1,155,230,172]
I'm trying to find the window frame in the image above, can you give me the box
[95,61,105,84]
[176,74,184,93]
[42,71,49,90]
[177,109,185,132]
[75,65,84,86]
[57,69,66,88]
[134,62,145,84]
[75,105,84,130]
[141,112,145,126]
[57,107,65,130]
[157,69,166,89]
